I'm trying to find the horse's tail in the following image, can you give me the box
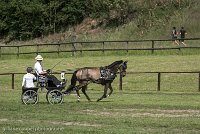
[65,70,78,92]
[71,70,78,86]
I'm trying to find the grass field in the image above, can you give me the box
[1,90,200,134]
[1,54,200,134]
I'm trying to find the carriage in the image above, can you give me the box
[21,60,127,104]
[21,71,67,105]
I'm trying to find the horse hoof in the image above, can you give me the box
[76,100,80,103]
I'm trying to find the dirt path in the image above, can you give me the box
[82,108,200,118]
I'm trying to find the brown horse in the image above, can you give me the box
[63,60,128,102]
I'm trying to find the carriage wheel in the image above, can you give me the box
[46,90,63,104]
[21,90,38,105]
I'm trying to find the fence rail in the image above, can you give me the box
[1,71,200,91]
[0,38,199,57]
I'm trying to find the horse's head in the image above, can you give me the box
[106,60,128,77]
[118,61,128,77]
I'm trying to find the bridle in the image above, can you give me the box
[118,62,127,75]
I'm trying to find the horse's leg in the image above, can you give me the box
[97,83,109,102]
[81,85,91,101]
[74,81,88,102]
[75,90,81,102]
[107,83,113,97]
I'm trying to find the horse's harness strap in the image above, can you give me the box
[100,67,116,80]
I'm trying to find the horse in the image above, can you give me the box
[63,60,128,102]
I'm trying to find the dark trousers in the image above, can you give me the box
[46,75,61,86]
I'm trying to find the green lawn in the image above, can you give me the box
[1,90,200,134]
[0,55,200,134]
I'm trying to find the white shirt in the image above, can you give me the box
[34,61,43,75]
[22,73,36,88]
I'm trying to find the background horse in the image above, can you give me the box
[63,60,128,101]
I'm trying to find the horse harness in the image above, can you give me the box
[99,62,126,80]
[100,67,116,81]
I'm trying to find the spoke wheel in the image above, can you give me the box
[22,90,38,105]
[46,90,63,104]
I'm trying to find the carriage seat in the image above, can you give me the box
[37,75,47,83]
[34,71,67,89]
[36,75,48,88]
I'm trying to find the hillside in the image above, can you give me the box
[0,0,199,45]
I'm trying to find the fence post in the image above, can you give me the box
[157,72,161,91]
[119,73,122,93]
[199,73,200,92]
[71,43,76,56]
[57,44,60,56]
[17,46,19,58]
[80,43,83,56]
[12,74,14,89]
[102,42,105,54]
[126,41,128,53]
[36,45,39,55]
[71,35,77,56]
[151,40,155,54]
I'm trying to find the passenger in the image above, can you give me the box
[22,67,37,93]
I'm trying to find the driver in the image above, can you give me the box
[34,55,48,75]
[34,55,64,87]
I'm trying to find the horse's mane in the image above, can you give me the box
[105,60,123,69]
